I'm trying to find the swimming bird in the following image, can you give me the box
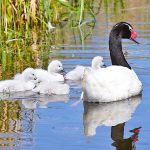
[48,60,65,81]
[31,60,68,95]
[65,56,104,81]
[82,22,142,102]
[0,68,36,93]
[35,60,65,82]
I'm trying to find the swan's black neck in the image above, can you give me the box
[109,31,131,69]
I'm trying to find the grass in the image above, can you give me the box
[0,0,128,79]
[0,0,98,78]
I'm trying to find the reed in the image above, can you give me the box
[0,0,127,79]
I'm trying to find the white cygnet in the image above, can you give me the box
[35,60,65,82]
[32,79,69,95]
[0,68,36,93]
[65,56,104,81]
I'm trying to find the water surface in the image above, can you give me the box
[0,1,150,150]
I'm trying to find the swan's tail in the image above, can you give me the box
[70,92,83,107]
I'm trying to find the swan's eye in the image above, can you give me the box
[128,25,132,31]
[124,23,133,31]
[129,27,132,31]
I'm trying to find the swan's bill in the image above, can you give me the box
[130,30,140,44]
[130,38,140,44]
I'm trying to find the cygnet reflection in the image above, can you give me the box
[0,91,37,100]
[83,95,142,137]
[22,94,69,109]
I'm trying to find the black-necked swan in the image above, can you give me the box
[65,56,104,81]
[81,22,142,102]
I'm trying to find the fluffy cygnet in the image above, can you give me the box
[32,79,69,95]
[32,61,69,95]
[65,56,104,81]
[0,68,36,93]
[35,60,65,82]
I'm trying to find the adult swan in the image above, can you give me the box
[82,22,142,102]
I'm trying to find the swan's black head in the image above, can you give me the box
[111,22,139,44]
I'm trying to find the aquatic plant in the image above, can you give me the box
[0,0,99,78]
[0,0,130,79]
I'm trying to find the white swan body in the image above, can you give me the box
[0,68,36,92]
[83,96,141,136]
[65,56,104,81]
[82,66,142,102]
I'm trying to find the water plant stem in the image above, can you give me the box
[79,0,84,26]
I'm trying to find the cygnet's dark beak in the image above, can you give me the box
[102,64,107,68]
[33,85,37,89]
[60,69,66,76]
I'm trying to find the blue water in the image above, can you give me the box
[0,2,150,150]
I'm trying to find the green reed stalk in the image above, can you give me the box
[79,0,84,26]
[2,50,6,79]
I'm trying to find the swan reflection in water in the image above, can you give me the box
[83,95,142,150]
[111,123,141,150]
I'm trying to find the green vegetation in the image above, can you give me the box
[0,0,98,79]
[0,0,126,79]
